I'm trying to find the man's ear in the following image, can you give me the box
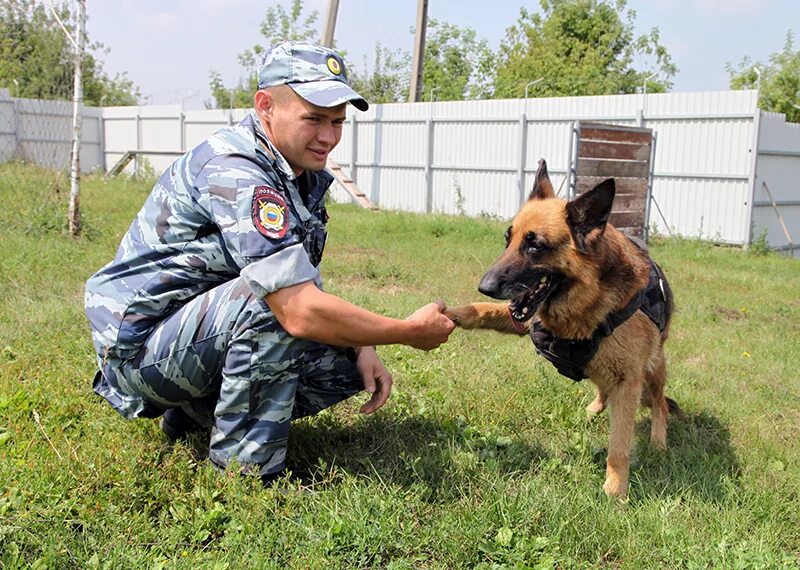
[253,89,275,120]
[528,159,555,201]
[566,178,615,254]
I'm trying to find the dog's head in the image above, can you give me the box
[478,159,615,320]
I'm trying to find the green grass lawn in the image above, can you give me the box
[1,165,799,569]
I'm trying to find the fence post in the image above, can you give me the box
[517,112,528,208]
[98,110,105,173]
[179,111,185,153]
[11,96,19,161]
[567,121,577,199]
[644,132,658,240]
[135,110,141,177]
[744,109,763,249]
[349,112,357,184]
[424,117,434,213]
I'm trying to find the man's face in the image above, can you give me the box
[256,88,347,176]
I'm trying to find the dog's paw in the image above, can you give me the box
[603,473,628,501]
[603,476,629,499]
[586,397,607,420]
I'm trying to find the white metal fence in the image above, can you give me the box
[751,112,800,253]
[0,88,102,172]
[1,88,798,254]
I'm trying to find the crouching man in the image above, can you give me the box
[85,41,454,482]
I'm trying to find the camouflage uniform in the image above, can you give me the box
[85,42,369,476]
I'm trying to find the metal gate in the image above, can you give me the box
[567,122,657,239]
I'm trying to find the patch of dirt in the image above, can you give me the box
[685,354,708,369]
[715,306,746,321]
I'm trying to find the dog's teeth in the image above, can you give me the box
[522,307,528,314]
[540,276,548,283]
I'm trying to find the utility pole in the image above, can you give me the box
[68,0,85,237]
[322,0,340,47]
[408,0,428,102]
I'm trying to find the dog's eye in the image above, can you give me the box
[524,232,546,253]
[504,227,512,246]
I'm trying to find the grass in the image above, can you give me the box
[1,163,799,568]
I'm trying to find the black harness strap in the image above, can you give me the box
[530,258,669,382]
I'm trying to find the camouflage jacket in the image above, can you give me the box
[85,113,332,360]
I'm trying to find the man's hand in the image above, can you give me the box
[356,346,393,414]
[405,300,456,350]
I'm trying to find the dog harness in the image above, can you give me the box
[528,258,670,382]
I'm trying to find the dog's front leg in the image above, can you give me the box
[602,377,643,499]
[445,302,529,335]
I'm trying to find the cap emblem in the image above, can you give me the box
[326,56,342,75]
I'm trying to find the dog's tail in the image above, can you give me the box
[666,397,685,419]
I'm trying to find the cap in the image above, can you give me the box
[257,41,369,111]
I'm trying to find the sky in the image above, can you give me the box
[84,0,797,109]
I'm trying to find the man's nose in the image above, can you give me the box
[317,123,337,146]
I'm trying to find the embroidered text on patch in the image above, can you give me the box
[252,186,288,239]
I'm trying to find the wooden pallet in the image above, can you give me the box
[574,122,654,238]
[326,158,378,210]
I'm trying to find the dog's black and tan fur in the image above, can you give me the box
[446,159,681,498]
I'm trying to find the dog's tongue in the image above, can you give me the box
[510,290,535,321]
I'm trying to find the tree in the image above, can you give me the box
[0,0,138,105]
[493,0,677,99]
[727,31,800,123]
[348,20,494,104]
[348,44,410,104]
[208,0,319,109]
[421,19,495,101]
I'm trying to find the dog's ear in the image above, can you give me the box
[528,159,555,201]
[566,178,615,254]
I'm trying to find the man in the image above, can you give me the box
[85,41,454,482]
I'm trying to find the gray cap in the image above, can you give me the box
[257,41,369,111]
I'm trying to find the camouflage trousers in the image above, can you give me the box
[93,277,362,476]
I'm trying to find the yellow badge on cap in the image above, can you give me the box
[326,56,342,75]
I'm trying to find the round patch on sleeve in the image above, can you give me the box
[252,186,289,239]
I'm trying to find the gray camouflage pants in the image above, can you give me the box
[94,277,362,476]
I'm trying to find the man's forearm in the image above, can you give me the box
[266,282,419,347]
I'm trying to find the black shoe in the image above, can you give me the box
[159,407,204,441]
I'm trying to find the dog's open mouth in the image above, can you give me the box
[509,272,562,322]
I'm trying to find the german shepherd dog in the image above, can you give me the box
[446,159,682,498]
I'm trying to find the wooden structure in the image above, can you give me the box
[104,150,182,179]
[326,158,378,210]
[569,122,655,239]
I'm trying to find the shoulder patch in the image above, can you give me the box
[252,186,289,239]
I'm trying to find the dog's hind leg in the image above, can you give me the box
[645,352,669,451]
[603,377,642,499]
